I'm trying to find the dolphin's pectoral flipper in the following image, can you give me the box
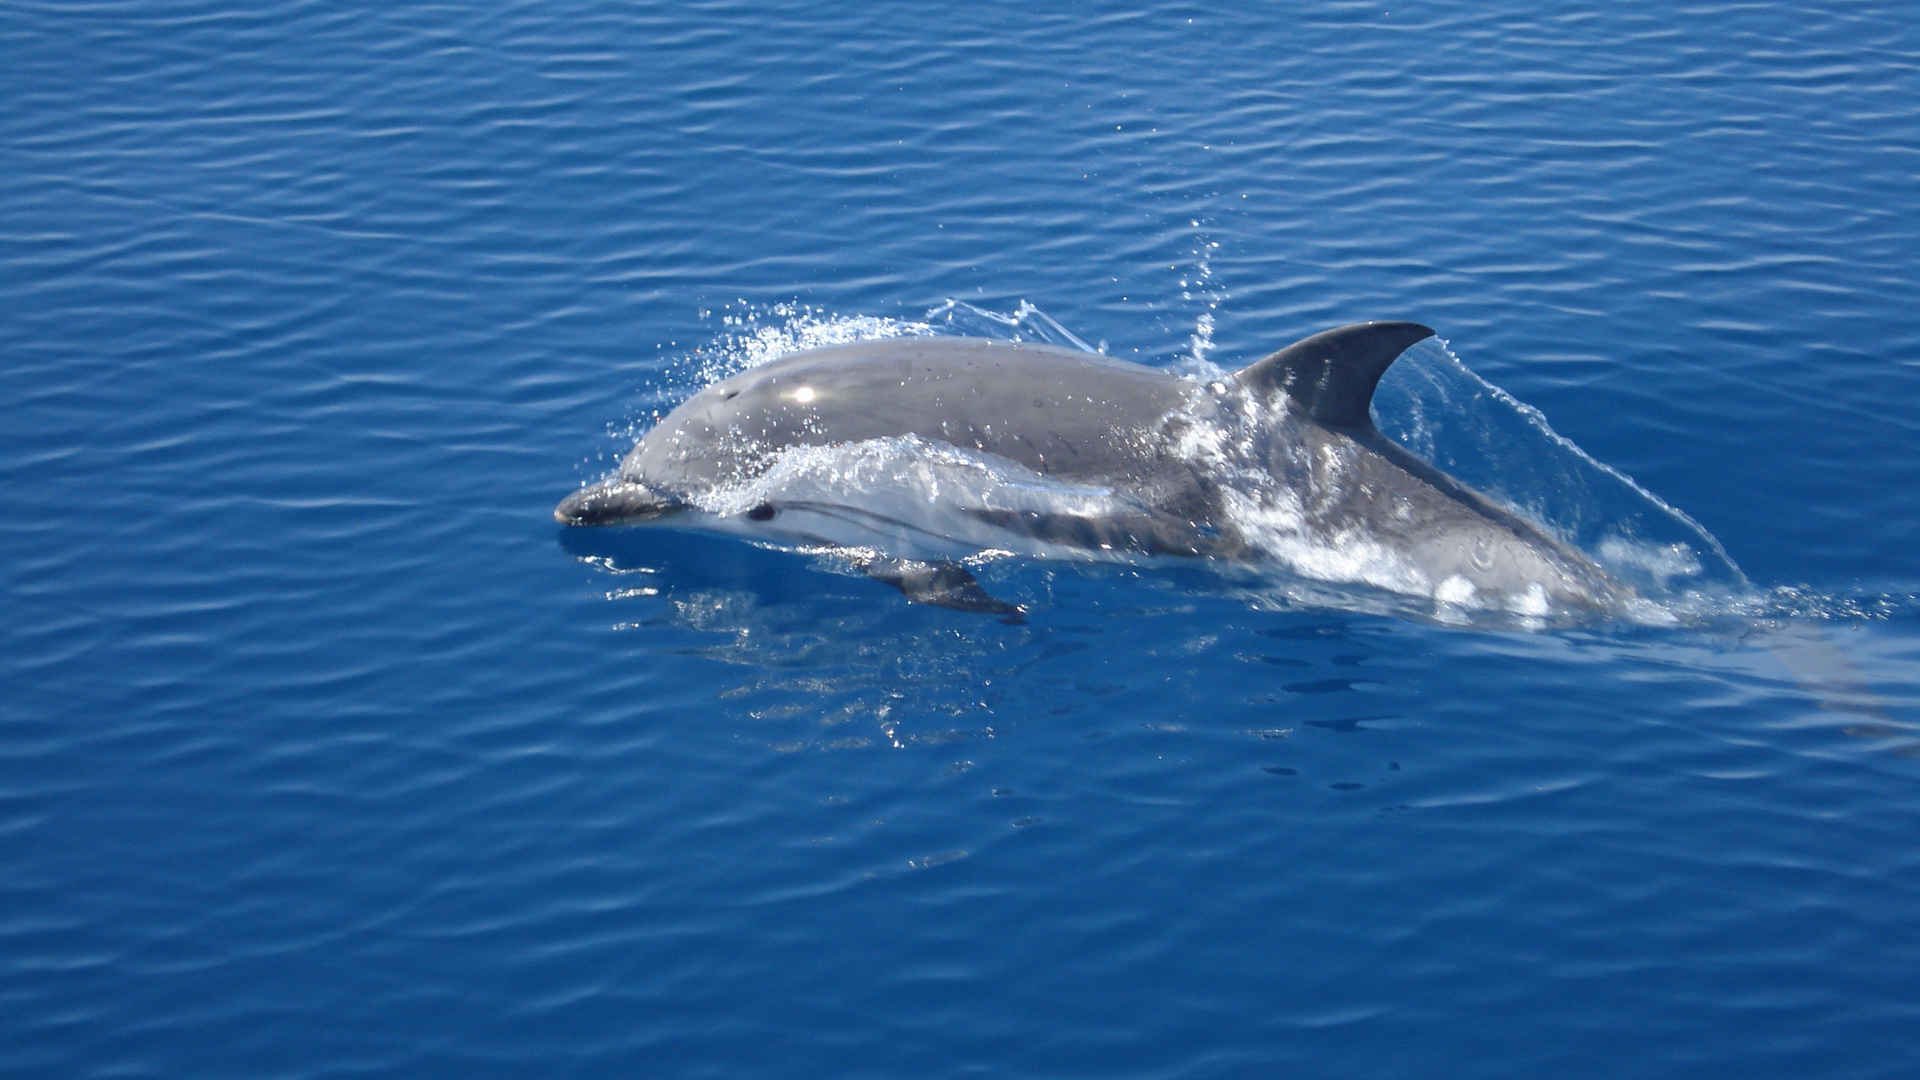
[1234,321,1435,429]
[854,554,1026,621]
[964,508,1233,558]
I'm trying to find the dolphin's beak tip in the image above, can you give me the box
[553,488,591,526]
[553,479,672,526]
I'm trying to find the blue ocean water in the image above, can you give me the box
[5,0,1920,1076]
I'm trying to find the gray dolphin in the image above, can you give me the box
[557,322,1624,616]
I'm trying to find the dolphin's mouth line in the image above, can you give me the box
[751,499,980,554]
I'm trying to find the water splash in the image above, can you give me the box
[599,300,937,455]
[1370,336,1750,599]
[686,299,935,387]
[1177,224,1225,368]
[922,298,1098,352]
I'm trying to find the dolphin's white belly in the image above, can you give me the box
[679,435,1161,563]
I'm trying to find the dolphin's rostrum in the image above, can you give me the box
[557,323,1623,615]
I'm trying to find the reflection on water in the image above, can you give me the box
[562,522,1410,748]
[562,517,1919,771]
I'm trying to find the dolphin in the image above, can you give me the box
[556,322,1624,616]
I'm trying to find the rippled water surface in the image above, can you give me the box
[6,1,1920,1076]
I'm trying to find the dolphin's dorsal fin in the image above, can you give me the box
[1234,321,1435,429]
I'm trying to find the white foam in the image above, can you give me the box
[1509,583,1552,618]
[1434,575,1478,606]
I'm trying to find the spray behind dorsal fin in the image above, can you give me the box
[1233,321,1435,429]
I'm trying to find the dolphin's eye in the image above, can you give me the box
[747,503,776,521]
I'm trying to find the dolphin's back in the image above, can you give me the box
[625,338,1199,493]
